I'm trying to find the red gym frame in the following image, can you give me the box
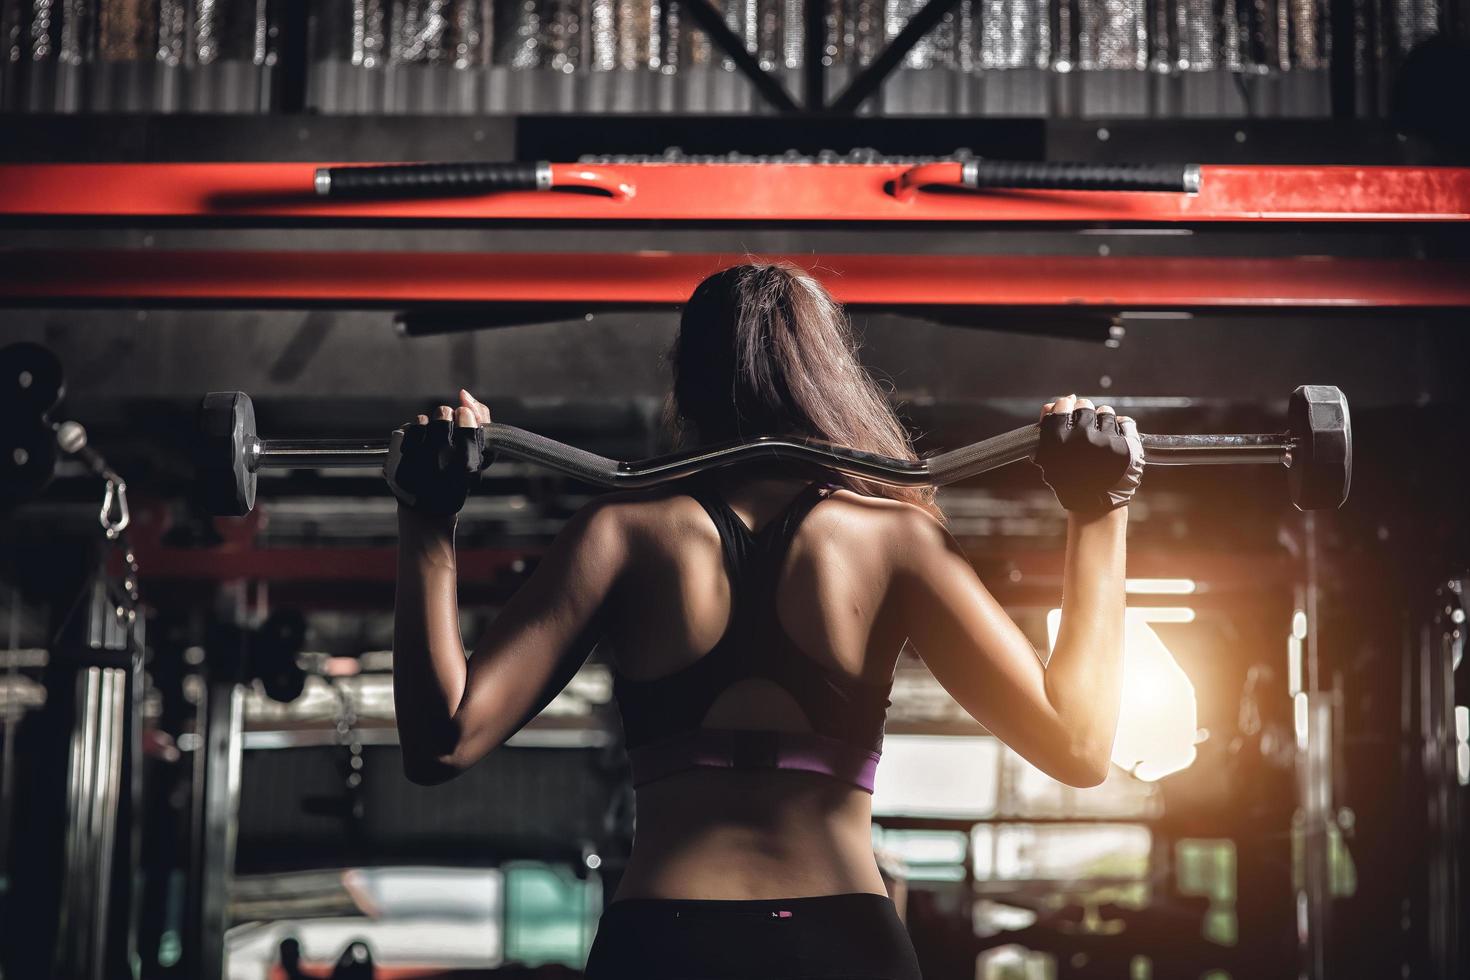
[3,161,1470,222]
[1,161,1469,309]
[1,251,1466,309]
[8,161,1464,585]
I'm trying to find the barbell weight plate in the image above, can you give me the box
[0,417,58,512]
[1287,384,1352,511]
[0,342,65,416]
[198,391,257,517]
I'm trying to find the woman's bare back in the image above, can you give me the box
[600,475,912,901]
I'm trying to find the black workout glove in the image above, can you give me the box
[1032,408,1144,514]
[383,418,491,516]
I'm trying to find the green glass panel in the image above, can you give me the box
[1328,823,1357,897]
[503,861,596,968]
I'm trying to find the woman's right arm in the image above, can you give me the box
[893,399,1130,787]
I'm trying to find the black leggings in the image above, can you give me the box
[583,892,923,979]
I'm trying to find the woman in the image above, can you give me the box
[387,263,1140,979]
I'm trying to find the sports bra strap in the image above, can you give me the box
[769,480,833,545]
[686,478,831,601]
[687,481,754,589]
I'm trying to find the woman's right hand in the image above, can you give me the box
[1032,394,1143,514]
[384,390,493,518]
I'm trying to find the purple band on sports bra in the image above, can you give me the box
[627,728,881,794]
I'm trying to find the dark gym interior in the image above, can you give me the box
[2,2,1469,978]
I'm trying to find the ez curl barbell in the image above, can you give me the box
[198,386,1351,517]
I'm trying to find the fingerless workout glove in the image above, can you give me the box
[383,418,491,516]
[1033,409,1144,514]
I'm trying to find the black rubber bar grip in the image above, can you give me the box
[961,160,1201,194]
[315,162,546,198]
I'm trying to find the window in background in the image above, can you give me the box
[1176,839,1237,947]
[1000,746,1162,820]
[872,735,1001,818]
[973,823,1152,883]
[502,861,600,967]
[871,828,970,883]
[225,867,500,980]
[223,861,597,980]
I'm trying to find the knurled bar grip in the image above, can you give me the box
[255,424,1291,490]
[961,161,1202,194]
[314,162,547,198]
[491,425,623,484]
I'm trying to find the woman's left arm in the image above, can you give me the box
[392,394,627,785]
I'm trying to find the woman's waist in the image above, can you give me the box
[629,815,878,863]
[603,890,896,916]
[631,768,875,834]
[613,845,889,904]
[617,800,886,901]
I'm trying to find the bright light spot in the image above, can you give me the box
[1047,609,1198,782]
[878,829,968,865]
[1125,578,1196,595]
[974,900,1038,934]
[1292,609,1308,639]
[585,853,602,870]
[1287,634,1303,696]
[1456,706,1469,786]
[976,823,1152,881]
[1294,692,1310,750]
[1133,606,1196,624]
[872,736,1000,817]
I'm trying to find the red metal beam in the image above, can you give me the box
[1,162,1467,223]
[3,250,1466,307]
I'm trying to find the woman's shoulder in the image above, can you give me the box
[566,483,713,541]
[817,490,940,537]
[807,489,955,587]
[569,480,939,544]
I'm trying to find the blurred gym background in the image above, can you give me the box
[2,2,1469,979]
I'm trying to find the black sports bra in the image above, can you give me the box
[611,478,893,792]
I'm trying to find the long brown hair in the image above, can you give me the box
[667,262,942,519]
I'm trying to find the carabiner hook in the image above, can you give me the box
[100,477,130,539]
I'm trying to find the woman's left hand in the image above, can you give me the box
[1032,395,1143,514]
[385,389,493,517]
